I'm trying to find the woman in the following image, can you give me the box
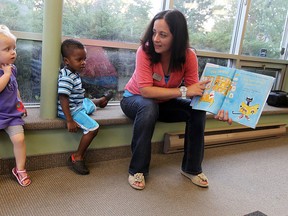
[120,9,231,190]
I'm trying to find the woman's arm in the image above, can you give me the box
[139,86,181,100]
[140,80,209,100]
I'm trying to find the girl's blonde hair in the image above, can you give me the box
[0,24,16,40]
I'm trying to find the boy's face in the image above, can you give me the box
[64,48,87,73]
[0,35,17,66]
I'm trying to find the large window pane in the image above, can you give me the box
[240,66,280,90]
[83,51,230,101]
[174,0,238,53]
[0,0,43,33]
[15,40,42,104]
[62,0,163,43]
[82,46,136,101]
[198,57,228,76]
[242,0,287,59]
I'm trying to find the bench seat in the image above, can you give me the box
[23,105,132,130]
[23,104,288,130]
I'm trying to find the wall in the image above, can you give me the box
[1,113,287,159]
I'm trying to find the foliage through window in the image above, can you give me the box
[0,0,43,33]
[1,0,287,104]
[242,0,287,59]
[62,0,162,43]
[174,0,238,53]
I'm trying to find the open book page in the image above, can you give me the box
[220,69,275,128]
[190,63,236,114]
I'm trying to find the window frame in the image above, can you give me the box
[10,0,288,107]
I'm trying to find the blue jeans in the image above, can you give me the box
[120,95,206,176]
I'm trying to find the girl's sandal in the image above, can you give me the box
[128,173,145,190]
[12,167,31,187]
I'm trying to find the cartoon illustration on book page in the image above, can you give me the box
[198,75,231,107]
[232,97,259,120]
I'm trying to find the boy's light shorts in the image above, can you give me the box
[4,125,24,137]
[73,108,99,134]
[59,98,99,134]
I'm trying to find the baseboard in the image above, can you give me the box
[0,142,163,175]
[164,123,287,153]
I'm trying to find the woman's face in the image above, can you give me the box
[152,19,173,56]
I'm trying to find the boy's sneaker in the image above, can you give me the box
[103,90,114,101]
[67,155,90,175]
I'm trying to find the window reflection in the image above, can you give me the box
[15,40,42,104]
[81,46,136,101]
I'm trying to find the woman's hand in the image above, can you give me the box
[187,80,210,97]
[214,110,233,125]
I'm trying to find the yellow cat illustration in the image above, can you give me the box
[198,91,215,106]
[233,97,259,120]
[212,76,232,96]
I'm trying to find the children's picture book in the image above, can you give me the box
[190,63,275,128]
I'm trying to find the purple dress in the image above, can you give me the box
[0,65,24,129]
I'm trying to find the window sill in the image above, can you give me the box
[23,104,288,130]
[23,105,132,130]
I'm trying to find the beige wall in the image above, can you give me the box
[1,114,287,159]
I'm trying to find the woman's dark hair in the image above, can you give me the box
[141,9,189,71]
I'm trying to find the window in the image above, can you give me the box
[239,62,286,90]
[198,57,228,76]
[15,40,42,103]
[0,0,43,33]
[242,0,288,59]
[62,0,163,43]
[174,0,238,53]
[1,0,43,104]
[61,0,164,102]
[2,0,287,105]
[81,46,136,101]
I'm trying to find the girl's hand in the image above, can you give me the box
[214,110,233,125]
[187,80,210,97]
[1,64,13,77]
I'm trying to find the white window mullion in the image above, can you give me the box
[163,0,173,10]
[280,11,288,60]
[229,0,251,68]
